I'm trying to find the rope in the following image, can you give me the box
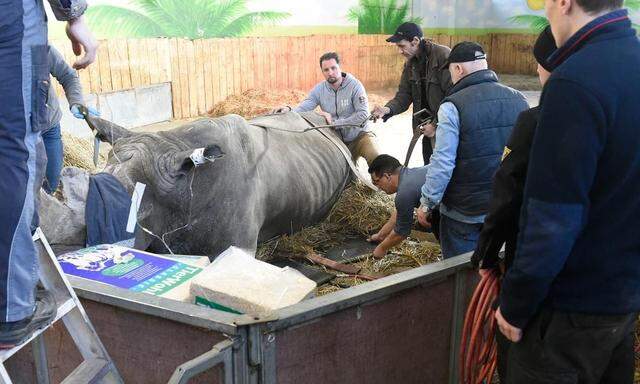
[252,111,373,133]
[460,270,500,384]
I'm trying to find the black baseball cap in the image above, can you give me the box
[440,42,487,69]
[386,22,423,43]
[533,26,557,72]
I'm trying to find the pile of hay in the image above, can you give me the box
[257,182,393,261]
[326,182,394,236]
[256,181,442,295]
[256,222,348,261]
[62,132,107,171]
[208,88,390,121]
[316,238,441,295]
[208,89,308,119]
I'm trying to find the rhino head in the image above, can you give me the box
[83,113,225,253]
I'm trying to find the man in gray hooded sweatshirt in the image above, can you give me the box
[275,52,379,165]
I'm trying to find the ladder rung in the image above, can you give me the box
[0,298,76,363]
[1,228,122,383]
[60,357,111,384]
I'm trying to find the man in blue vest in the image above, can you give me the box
[496,0,640,381]
[416,42,528,259]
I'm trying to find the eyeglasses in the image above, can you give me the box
[371,173,389,186]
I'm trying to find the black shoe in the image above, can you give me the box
[0,290,57,349]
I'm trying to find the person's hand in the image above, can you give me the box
[70,104,100,119]
[319,111,333,124]
[65,15,98,69]
[420,122,437,138]
[272,105,292,114]
[417,205,430,228]
[372,245,387,259]
[478,268,492,278]
[495,307,522,342]
[371,105,390,122]
[367,232,384,243]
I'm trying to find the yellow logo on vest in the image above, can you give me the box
[501,146,512,162]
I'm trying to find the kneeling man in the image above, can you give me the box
[368,154,427,258]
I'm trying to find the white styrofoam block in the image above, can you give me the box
[190,246,316,315]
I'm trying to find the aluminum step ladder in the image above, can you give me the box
[0,228,123,384]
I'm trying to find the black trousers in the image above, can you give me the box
[422,135,433,165]
[503,308,637,384]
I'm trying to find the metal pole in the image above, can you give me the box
[448,269,466,384]
[167,339,235,384]
[32,334,50,384]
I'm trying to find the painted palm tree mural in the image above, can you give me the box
[511,0,640,32]
[347,0,423,34]
[85,0,290,39]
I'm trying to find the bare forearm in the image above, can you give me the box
[378,210,397,238]
[376,231,406,253]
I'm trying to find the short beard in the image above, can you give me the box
[327,77,338,84]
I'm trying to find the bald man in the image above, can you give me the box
[416,42,529,259]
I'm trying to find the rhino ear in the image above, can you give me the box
[81,107,133,144]
[174,144,225,175]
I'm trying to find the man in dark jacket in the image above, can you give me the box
[472,26,556,272]
[495,1,640,382]
[371,22,452,165]
[470,27,557,383]
[415,42,529,259]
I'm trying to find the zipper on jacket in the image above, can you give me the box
[334,89,339,120]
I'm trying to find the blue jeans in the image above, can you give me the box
[0,0,48,322]
[439,213,482,259]
[42,123,63,193]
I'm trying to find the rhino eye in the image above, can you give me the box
[111,151,132,162]
[113,146,136,162]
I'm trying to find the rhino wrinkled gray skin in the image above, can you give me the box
[42,112,353,257]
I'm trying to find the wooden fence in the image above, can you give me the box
[50,34,537,120]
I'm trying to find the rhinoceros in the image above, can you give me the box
[40,111,370,257]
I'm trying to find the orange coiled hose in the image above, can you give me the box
[459,270,500,384]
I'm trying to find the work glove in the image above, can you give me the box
[70,104,100,119]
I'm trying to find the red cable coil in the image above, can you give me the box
[459,270,500,384]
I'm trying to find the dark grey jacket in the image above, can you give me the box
[385,39,452,127]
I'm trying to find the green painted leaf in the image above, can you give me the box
[625,0,640,11]
[85,0,289,39]
[85,5,166,38]
[348,0,422,35]
[508,15,549,33]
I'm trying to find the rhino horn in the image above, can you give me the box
[81,106,133,144]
